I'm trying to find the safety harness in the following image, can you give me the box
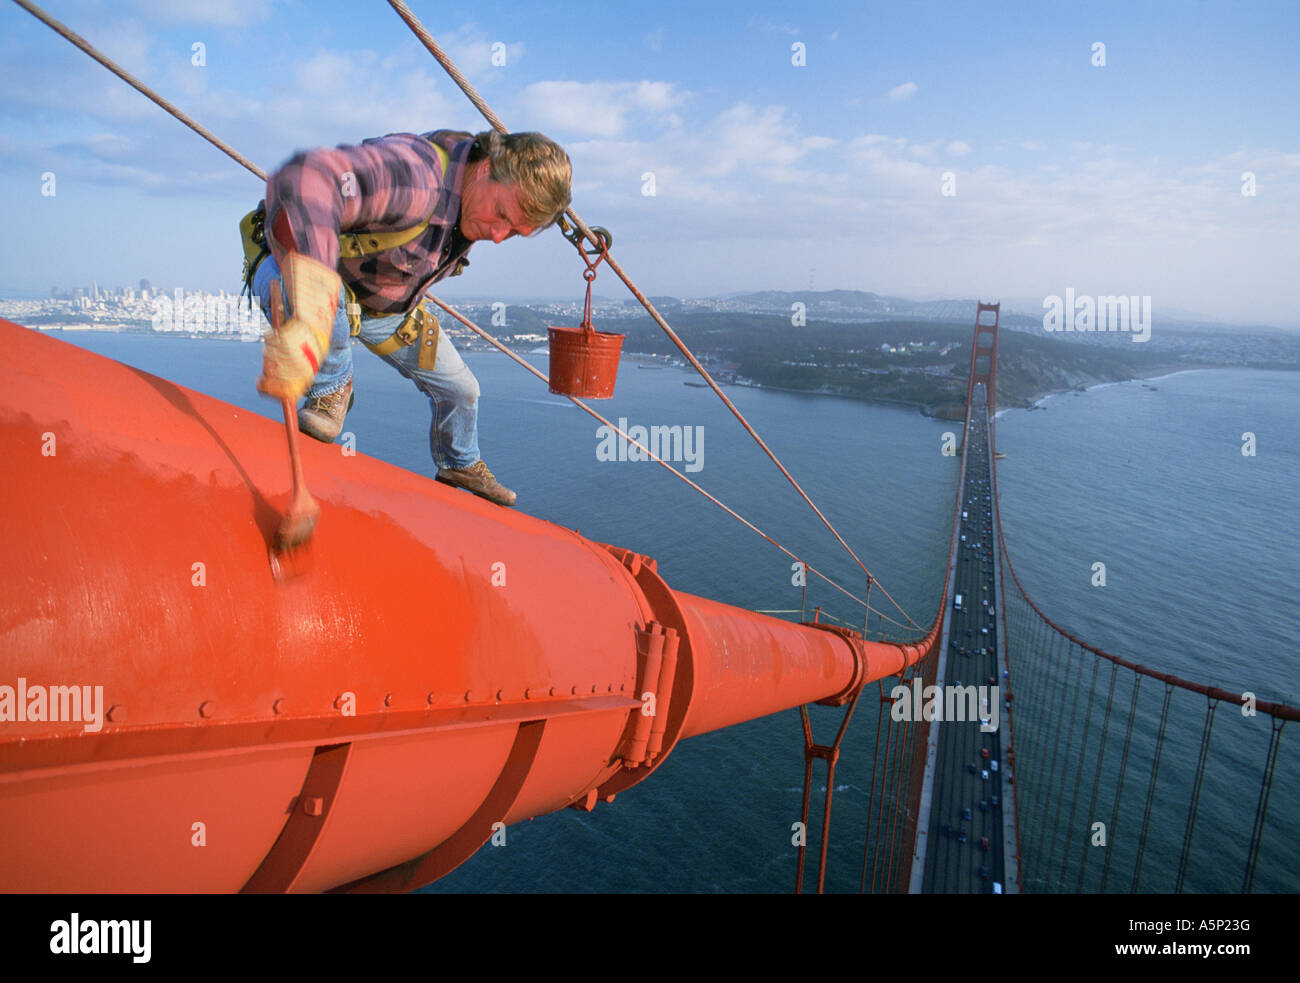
[239,141,455,370]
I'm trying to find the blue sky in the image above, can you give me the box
[1,0,1297,324]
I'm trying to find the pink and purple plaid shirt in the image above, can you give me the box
[264,129,474,316]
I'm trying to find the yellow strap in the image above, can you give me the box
[362,333,410,356]
[337,143,451,259]
[361,303,429,356]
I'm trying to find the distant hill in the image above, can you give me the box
[705,289,1038,328]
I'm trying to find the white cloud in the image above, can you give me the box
[886,82,918,102]
[520,80,686,138]
[947,140,972,156]
[748,17,800,36]
[125,0,276,27]
[435,24,526,76]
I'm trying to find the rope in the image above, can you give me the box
[383,0,920,632]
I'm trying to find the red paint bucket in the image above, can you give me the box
[547,324,625,398]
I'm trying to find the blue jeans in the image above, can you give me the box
[253,252,481,470]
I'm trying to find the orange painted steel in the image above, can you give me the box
[0,320,934,893]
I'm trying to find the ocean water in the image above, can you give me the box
[35,329,1299,892]
[994,370,1300,894]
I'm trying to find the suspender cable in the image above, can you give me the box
[861,681,888,893]
[1132,682,1174,892]
[1055,655,1100,886]
[1078,662,1119,893]
[1175,699,1218,893]
[1242,717,1285,893]
[1100,673,1142,893]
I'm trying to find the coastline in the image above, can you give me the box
[26,325,1297,422]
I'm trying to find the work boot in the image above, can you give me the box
[435,459,517,507]
[298,377,354,442]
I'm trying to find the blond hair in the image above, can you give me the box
[475,130,572,230]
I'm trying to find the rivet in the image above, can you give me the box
[591,685,597,694]
[384,693,394,707]
[524,688,532,700]
[570,686,578,696]
[199,700,216,719]
[427,692,437,705]
[464,690,475,702]
[272,698,285,715]
[303,796,324,817]
[620,683,625,691]
[496,689,504,701]
[107,704,124,723]
[608,683,614,693]
[550,687,558,697]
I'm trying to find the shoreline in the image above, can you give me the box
[29,325,1297,420]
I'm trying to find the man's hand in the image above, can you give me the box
[256,252,342,400]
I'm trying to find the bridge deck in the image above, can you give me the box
[912,385,1020,893]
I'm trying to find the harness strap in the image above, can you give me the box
[360,300,439,370]
[337,143,450,259]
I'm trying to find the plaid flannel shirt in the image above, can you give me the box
[264,129,474,316]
